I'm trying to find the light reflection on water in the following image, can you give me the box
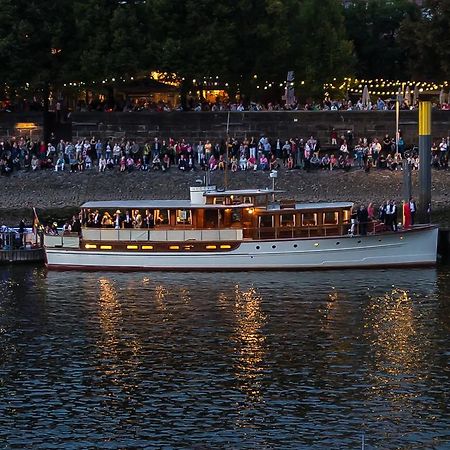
[0,266,448,449]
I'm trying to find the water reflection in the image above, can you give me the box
[230,285,267,403]
[0,267,447,449]
[96,278,142,390]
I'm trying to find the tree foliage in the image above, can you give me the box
[0,0,447,100]
[399,0,450,80]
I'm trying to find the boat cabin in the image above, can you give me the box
[44,186,354,250]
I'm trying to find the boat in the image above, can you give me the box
[43,185,438,270]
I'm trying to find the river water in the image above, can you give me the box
[0,266,448,449]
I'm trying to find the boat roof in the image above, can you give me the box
[265,201,354,211]
[203,188,283,197]
[81,200,254,209]
[81,199,353,211]
[295,201,353,210]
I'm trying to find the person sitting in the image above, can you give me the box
[106,157,114,170]
[248,155,257,171]
[55,154,65,172]
[269,153,279,170]
[126,156,134,172]
[258,153,269,170]
[218,154,226,170]
[178,154,188,171]
[286,154,294,169]
[310,152,320,169]
[31,155,40,171]
[84,154,92,169]
[98,155,107,172]
[321,154,330,169]
[330,154,337,170]
[162,153,170,171]
[209,155,218,171]
[231,156,238,172]
[239,154,248,170]
[152,154,162,170]
[135,158,142,171]
[77,155,85,172]
[119,156,126,172]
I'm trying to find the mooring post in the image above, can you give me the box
[402,159,412,202]
[418,94,432,223]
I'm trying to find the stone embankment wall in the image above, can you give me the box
[1,110,450,145]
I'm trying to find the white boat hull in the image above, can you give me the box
[45,226,438,270]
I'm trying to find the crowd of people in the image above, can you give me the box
[0,131,449,176]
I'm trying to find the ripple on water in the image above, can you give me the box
[0,267,448,449]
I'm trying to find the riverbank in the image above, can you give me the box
[1,168,450,225]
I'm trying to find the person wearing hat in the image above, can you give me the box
[114,210,122,229]
[101,212,113,228]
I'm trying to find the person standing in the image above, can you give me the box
[409,197,417,225]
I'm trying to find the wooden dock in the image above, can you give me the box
[0,248,45,264]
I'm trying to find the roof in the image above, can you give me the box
[204,189,284,197]
[265,201,353,211]
[81,200,253,210]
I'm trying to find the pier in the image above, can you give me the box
[0,229,45,265]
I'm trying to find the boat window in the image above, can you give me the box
[232,209,242,223]
[155,209,170,225]
[255,196,267,206]
[323,211,339,225]
[205,209,218,227]
[176,209,192,225]
[213,197,225,205]
[302,212,317,227]
[280,214,295,227]
[259,215,274,228]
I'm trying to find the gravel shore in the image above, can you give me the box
[1,167,449,225]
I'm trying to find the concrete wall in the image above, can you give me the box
[1,110,450,145]
[70,110,450,145]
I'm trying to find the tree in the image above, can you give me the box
[399,0,450,80]
[291,0,355,96]
[344,0,419,80]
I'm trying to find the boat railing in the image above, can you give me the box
[45,221,389,248]
[81,227,244,242]
[242,221,382,240]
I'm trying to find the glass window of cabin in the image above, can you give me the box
[255,196,267,206]
[205,209,218,227]
[176,209,192,225]
[302,212,317,226]
[280,214,295,227]
[259,215,274,228]
[155,209,170,225]
[231,209,242,224]
[323,211,339,225]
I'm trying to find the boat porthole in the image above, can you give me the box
[357,240,361,244]
[336,242,340,245]
[272,245,276,249]
[256,246,260,250]
[293,244,298,248]
[400,236,404,240]
[314,243,319,247]
[378,239,382,242]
